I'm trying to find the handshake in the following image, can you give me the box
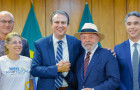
[56,60,71,72]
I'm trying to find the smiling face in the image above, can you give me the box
[80,33,99,51]
[0,14,14,36]
[51,14,68,40]
[126,15,140,42]
[6,36,22,55]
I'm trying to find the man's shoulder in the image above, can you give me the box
[66,34,80,42]
[96,47,115,57]
[98,47,112,55]
[115,39,129,48]
[35,35,52,43]
[66,34,77,38]
[96,48,117,62]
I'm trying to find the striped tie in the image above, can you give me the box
[55,40,63,88]
[83,52,91,78]
[132,43,139,90]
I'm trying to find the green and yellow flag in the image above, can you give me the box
[78,2,101,47]
[21,3,42,90]
[21,3,42,58]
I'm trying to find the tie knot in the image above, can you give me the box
[87,52,91,56]
[57,40,63,45]
[133,43,137,48]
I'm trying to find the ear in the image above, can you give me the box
[5,43,9,49]
[97,36,100,42]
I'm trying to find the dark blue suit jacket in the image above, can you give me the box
[31,34,82,90]
[114,40,140,90]
[76,47,120,90]
[21,37,30,57]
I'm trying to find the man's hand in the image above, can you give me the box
[106,48,116,57]
[57,60,71,72]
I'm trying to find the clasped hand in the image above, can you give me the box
[56,60,71,72]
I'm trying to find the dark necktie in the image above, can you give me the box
[83,51,91,78]
[55,40,63,88]
[132,43,139,90]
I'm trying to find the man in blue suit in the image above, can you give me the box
[0,11,29,57]
[114,11,140,90]
[31,10,82,90]
[74,23,120,90]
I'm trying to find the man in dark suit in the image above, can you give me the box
[31,10,82,90]
[114,11,140,90]
[74,23,120,90]
[0,11,30,57]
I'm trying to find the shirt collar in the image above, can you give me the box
[129,39,140,47]
[53,34,67,44]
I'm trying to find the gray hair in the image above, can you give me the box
[0,11,14,21]
[124,11,140,24]
[50,10,70,24]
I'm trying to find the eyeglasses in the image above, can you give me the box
[9,41,22,45]
[0,20,14,24]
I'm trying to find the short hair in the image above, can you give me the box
[50,10,70,24]
[124,11,140,24]
[0,11,14,21]
[4,32,22,55]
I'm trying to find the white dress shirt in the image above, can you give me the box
[129,39,140,63]
[53,34,69,87]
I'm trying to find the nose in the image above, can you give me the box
[58,23,63,27]
[84,38,90,43]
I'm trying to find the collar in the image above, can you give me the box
[129,39,140,47]
[53,34,67,44]
[85,44,98,55]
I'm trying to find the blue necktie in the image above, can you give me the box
[55,40,63,88]
[132,43,139,90]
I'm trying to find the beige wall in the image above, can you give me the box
[0,0,139,48]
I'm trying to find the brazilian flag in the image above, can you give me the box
[21,3,42,58]
[78,2,101,47]
[21,3,42,90]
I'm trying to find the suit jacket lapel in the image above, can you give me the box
[80,52,86,83]
[48,34,56,65]
[125,40,132,78]
[66,35,74,68]
[83,47,100,83]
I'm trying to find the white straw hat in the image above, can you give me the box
[74,23,105,41]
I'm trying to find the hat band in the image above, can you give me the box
[81,29,97,32]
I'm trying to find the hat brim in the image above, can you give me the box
[74,32,105,41]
